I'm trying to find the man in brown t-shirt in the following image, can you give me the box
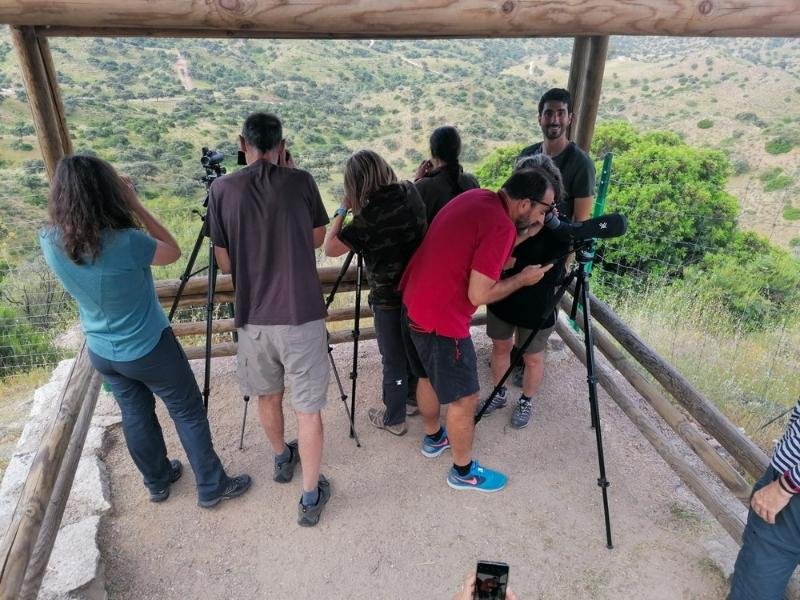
[208,112,332,527]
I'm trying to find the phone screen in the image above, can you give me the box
[473,561,509,600]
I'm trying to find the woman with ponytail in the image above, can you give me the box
[413,125,479,222]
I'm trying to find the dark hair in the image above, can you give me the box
[501,167,555,204]
[48,155,140,264]
[242,112,282,153]
[429,126,464,196]
[538,88,572,116]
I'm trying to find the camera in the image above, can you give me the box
[200,147,226,187]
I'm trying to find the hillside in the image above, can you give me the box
[0,33,798,267]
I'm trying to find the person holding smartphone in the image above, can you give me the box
[482,158,570,429]
[413,125,479,224]
[40,155,251,508]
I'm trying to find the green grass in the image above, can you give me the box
[784,206,800,221]
[759,167,794,192]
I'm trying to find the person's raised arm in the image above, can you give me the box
[467,263,552,307]
[323,200,351,258]
[121,176,181,266]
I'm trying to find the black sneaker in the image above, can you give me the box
[149,459,182,503]
[297,475,331,527]
[197,474,253,509]
[274,440,300,483]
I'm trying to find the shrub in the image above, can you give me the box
[766,136,794,154]
[697,119,714,129]
[784,206,800,221]
[0,304,61,377]
[759,168,793,192]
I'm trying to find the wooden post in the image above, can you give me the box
[36,34,72,157]
[18,368,101,600]
[585,290,769,480]
[555,318,747,543]
[560,295,751,504]
[567,37,590,142]
[574,35,609,152]
[0,344,96,598]
[10,26,66,178]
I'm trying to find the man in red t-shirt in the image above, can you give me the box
[399,169,555,492]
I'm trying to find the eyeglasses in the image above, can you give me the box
[532,199,556,214]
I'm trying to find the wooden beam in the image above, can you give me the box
[0,344,96,598]
[566,37,590,142]
[180,313,489,360]
[586,290,769,480]
[574,35,608,153]
[7,1,798,38]
[18,368,101,600]
[10,26,65,178]
[35,34,72,157]
[555,318,747,543]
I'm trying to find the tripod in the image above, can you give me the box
[167,162,247,416]
[475,240,613,549]
[324,250,363,447]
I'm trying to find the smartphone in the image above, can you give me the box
[473,561,509,600]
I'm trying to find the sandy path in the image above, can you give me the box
[98,330,729,600]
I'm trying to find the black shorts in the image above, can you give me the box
[401,306,479,405]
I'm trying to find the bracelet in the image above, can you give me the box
[782,472,800,493]
[333,207,348,219]
[779,475,798,495]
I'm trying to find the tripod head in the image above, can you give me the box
[200,147,226,191]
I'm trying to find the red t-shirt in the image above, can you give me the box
[399,188,516,338]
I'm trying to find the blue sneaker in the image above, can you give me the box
[421,429,451,458]
[447,461,508,493]
[476,387,508,417]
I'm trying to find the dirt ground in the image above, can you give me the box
[98,329,731,600]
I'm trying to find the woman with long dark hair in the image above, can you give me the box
[413,125,479,222]
[324,150,427,436]
[40,155,251,507]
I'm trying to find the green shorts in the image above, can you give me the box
[486,310,553,355]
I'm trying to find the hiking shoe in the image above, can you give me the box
[274,439,300,483]
[447,461,508,493]
[512,365,524,388]
[421,429,451,458]
[368,407,408,436]
[511,397,533,429]
[197,474,252,508]
[477,387,508,417]
[298,475,331,527]
[406,403,420,417]
[150,459,183,503]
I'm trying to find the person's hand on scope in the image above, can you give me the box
[452,572,518,600]
[516,263,552,287]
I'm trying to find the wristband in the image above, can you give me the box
[333,207,348,219]
[781,472,800,494]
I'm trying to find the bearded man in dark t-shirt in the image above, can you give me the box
[518,88,595,223]
[208,112,332,527]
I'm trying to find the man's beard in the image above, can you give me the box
[543,125,563,140]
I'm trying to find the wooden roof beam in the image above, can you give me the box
[2,0,798,38]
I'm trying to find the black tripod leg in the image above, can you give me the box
[577,265,613,549]
[571,274,596,429]
[239,396,249,450]
[475,269,576,424]
[169,215,207,321]
[203,239,217,412]
[325,251,355,310]
[329,345,360,446]
[348,254,363,445]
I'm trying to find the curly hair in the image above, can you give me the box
[48,155,140,264]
